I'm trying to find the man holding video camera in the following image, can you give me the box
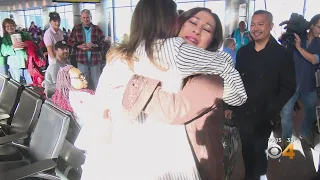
[281,14,320,147]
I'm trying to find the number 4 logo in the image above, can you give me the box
[282,144,295,159]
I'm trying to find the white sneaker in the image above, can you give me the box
[260,174,268,180]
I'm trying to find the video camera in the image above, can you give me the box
[279,13,310,47]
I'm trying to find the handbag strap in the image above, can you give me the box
[183,103,218,180]
[185,104,217,125]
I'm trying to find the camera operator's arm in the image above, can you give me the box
[294,33,319,65]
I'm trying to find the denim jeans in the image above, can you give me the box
[0,65,8,75]
[77,62,102,89]
[281,90,317,139]
[9,68,33,84]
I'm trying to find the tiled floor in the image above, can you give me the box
[231,100,320,180]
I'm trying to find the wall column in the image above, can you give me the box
[42,6,50,30]
[95,0,109,37]
[224,0,249,37]
[73,3,81,26]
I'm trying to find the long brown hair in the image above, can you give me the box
[107,0,178,70]
[2,18,16,35]
[178,8,223,52]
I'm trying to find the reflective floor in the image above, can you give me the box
[231,100,320,180]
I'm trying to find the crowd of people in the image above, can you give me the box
[0,0,319,179]
[0,10,111,91]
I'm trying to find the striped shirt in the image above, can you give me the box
[89,37,247,179]
[95,37,248,120]
[132,37,247,106]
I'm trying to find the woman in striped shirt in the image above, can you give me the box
[107,8,230,180]
[178,7,244,179]
[79,0,247,179]
[116,7,241,180]
[95,0,247,120]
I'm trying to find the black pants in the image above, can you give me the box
[239,127,271,179]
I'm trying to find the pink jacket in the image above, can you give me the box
[122,74,225,180]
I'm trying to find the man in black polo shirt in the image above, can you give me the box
[225,10,296,179]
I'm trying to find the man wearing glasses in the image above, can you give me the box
[44,40,70,98]
[281,14,320,147]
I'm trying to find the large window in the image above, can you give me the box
[114,0,131,7]
[0,12,9,36]
[110,0,134,42]
[176,2,204,11]
[110,0,222,42]
[248,0,255,27]
[250,0,305,39]
[25,9,42,29]
[304,0,320,21]
[16,11,26,29]
[205,1,226,37]
[106,0,317,43]
[56,5,73,31]
[268,0,304,39]
[114,7,133,42]
[47,6,56,13]
[131,0,140,6]
[254,0,266,11]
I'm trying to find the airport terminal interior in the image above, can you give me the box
[0,0,319,179]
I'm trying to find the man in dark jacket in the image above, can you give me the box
[225,10,296,179]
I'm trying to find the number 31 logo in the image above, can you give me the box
[267,143,295,159]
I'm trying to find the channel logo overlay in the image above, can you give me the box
[266,143,295,159]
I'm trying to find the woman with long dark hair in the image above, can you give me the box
[100,0,246,106]
[176,8,243,180]
[79,1,247,179]
[177,7,223,52]
[117,7,243,180]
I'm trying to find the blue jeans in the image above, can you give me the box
[281,90,317,139]
[0,65,8,75]
[77,62,102,89]
[9,68,33,84]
